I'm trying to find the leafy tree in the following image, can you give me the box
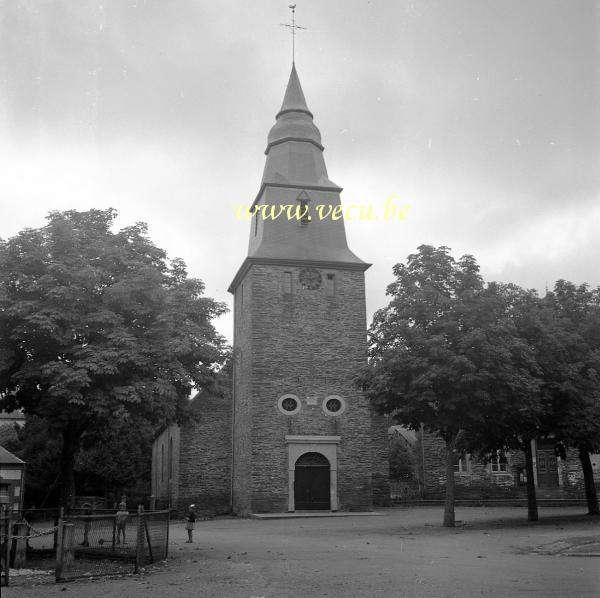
[465,284,549,521]
[542,281,600,515]
[75,414,155,506]
[8,413,156,509]
[0,209,227,509]
[359,246,541,526]
[389,434,418,482]
[3,415,62,508]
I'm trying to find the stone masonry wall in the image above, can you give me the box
[177,393,232,516]
[232,275,253,515]
[234,263,383,513]
[419,432,588,500]
[370,412,392,506]
[151,425,180,507]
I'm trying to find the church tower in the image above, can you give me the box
[229,64,389,514]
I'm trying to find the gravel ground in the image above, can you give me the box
[4,506,599,597]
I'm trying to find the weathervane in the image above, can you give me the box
[281,4,306,64]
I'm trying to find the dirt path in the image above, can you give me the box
[5,506,599,597]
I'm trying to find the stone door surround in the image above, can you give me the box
[285,435,340,511]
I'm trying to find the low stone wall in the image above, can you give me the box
[420,433,588,500]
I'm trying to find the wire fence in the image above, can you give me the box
[0,511,9,587]
[56,507,170,581]
[1,506,170,585]
[137,510,170,567]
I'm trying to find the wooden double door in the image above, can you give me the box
[294,452,331,510]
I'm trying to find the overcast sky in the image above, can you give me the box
[1,1,598,342]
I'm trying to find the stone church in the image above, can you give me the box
[151,64,390,515]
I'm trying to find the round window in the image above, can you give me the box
[326,398,342,412]
[322,395,346,416]
[277,394,301,415]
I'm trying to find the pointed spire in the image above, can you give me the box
[266,64,322,155]
[277,64,313,118]
[264,63,326,182]
[227,60,368,293]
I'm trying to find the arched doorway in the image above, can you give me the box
[294,452,331,510]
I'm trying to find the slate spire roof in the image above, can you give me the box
[262,64,336,190]
[277,63,313,118]
[228,63,368,292]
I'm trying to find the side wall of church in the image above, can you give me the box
[151,425,180,508]
[234,263,384,513]
[370,413,392,506]
[177,394,233,516]
[232,274,254,515]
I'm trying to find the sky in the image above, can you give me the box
[1,0,598,343]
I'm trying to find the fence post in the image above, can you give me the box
[165,508,170,559]
[111,515,117,553]
[143,515,153,563]
[55,508,64,582]
[12,522,28,569]
[135,505,143,573]
[1,506,11,587]
[53,509,59,550]
[62,524,74,571]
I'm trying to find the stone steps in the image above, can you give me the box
[392,498,588,508]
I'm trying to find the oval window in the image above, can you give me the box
[277,394,301,415]
[322,395,346,416]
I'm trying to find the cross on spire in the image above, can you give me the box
[280,4,306,64]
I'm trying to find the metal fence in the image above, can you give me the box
[1,506,170,586]
[390,478,423,500]
[137,509,170,567]
[56,507,170,581]
[0,510,9,587]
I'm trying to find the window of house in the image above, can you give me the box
[283,271,292,294]
[454,454,470,474]
[490,450,508,473]
[325,273,335,296]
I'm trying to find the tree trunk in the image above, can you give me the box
[578,444,599,516]
[524,440,538,522]
[443,438,458,528]
[60,428,80,513]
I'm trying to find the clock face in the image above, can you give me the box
[299,268,322,290]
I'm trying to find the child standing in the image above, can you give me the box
[185,504,196,543]
[116,502,128,545]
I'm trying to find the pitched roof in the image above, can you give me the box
[389,426,418,445]
[0,444,25,465]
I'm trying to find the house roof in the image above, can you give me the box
[0,410,25,422]
[389,425,418,445]
[0,445,25,465]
